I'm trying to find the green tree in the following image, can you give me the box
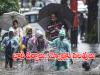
[0,0,19,15]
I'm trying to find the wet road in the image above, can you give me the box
[78,36,100,53]
[0,35,100,75]
[0,58,100,75]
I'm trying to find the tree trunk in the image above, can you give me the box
[86,0,98,43]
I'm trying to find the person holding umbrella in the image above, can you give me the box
[46,13,63,41]
[9,20,23,52]
[9,20,23,38]
[2,29,19,69]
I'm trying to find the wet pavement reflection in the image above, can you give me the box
[0,36,100,75]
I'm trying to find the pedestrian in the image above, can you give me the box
[2,29,19,69]
[71,27,78,49]
[21,26,33,64]
[9,19,23,39]
[35,30,48,52]
[49,27,73,71]
[26,29,48,70]
[27,29,48,53]
[9,20,23,52]
[46,13,63,41]
[79,13,86,40]
[27,29,50,71]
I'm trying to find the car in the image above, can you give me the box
[23,11,39,23]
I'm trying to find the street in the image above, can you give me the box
[0,0,100,75]
[0,36,100,75]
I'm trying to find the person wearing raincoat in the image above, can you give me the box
[49,26,73,71]
[2,29,19,69]
[21,26,33,64]
[27,30,50,71]
[27,29,48,53]
[22,26,33,51]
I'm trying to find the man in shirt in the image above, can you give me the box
[46,13,63,41]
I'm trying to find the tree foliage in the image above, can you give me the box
[0,0,19,15]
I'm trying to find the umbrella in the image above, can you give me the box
[1,11,27,30]
[38,17,50,30]
[39,3,74,24]
[38,17,72,30]
[23,23,45,36]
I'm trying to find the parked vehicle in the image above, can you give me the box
[23,11,39,23]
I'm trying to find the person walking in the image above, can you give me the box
[27,30,48,53]
[49,27,73,71]
[46,13,63,41]
[2,29,19,69]
[21,26,33,64]
[9,20,23,52]
[79,13,86,40]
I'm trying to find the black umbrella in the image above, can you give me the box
[38,17,72,31]
[38,17,50,30]
[39,3,74,25]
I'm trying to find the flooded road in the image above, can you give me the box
[0,58,100,75]
[0,37,100,75]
